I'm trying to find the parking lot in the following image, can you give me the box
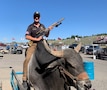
[0,52,107,90]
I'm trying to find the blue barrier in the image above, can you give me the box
[83,61,94,80]
[10,69,24,90]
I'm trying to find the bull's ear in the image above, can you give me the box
[74,42,81,53]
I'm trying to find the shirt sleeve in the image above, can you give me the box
[25,25,32,36]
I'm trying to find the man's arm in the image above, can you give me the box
[26,35,43,41]
[45,26,53,37]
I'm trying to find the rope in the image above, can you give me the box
[58,66,78,84]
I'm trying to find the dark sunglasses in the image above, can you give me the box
[34,17,40,20]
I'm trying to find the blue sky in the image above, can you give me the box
[0,0,107,43]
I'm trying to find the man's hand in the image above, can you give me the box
[48,26,53,31]
[36,36,43,41]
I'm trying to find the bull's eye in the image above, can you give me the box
[66,62,74,69]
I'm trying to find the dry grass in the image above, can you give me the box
[48,36,98,46]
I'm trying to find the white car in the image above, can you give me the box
[0,49,9,54]
[21,45,29,49]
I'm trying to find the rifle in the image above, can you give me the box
[35,18,64,38]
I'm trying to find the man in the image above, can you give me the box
[22,11,53,86]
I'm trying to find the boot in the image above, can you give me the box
[22,81,29,90]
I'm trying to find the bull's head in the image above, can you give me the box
[43,40,92,90]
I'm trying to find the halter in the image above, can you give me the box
[46,60,78,85]
[58,66,77,85]
[46,60,92,90]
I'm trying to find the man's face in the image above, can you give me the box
[34,17,40,23]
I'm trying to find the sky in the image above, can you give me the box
[0,0,107,43]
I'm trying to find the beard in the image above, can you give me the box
[34,21,39,25]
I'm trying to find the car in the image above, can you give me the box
[11,46,23,54]
[82,45,90,54]
[21,44,29,49]
[0,46,4,50]
[70,45,90,53]
[17,46,23,54]
[86,45,100,55]
[69,43,85,53]
[0,49,9,54]
[69,44,78,49]
[95,48,107,59]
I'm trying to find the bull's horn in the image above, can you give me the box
[74,42,82,53]
[43,40,64,57]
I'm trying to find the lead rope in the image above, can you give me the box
[59,66,68,83]
[58,66,78,85]
[59,67,95,90]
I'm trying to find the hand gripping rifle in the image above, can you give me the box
[36,18,64,38]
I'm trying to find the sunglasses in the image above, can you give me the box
[34,17,40,20]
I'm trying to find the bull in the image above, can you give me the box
[26,39,92,90]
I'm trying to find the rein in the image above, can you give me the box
[58,66,77,85]
[45,61,92,90]
[58,66,92,90]
[46,60,78,85]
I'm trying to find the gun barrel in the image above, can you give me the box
[59,18,64,22]
[52,18,64,27]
